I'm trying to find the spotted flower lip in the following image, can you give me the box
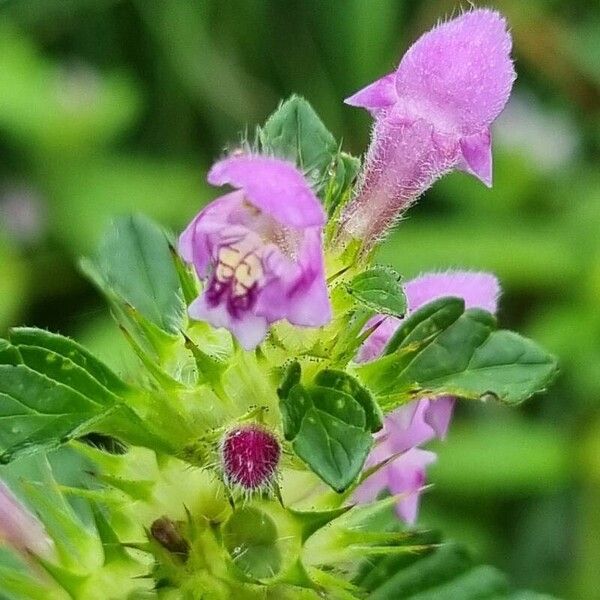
[179,154,331,350]
[0,480,53,557]
[354,271,500,523]
[341,9,516,244]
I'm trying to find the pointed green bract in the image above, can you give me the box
[259,95,359,215]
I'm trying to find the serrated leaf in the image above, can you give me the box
[0,336,171,461]
[356,298,558,408]
[280,382,373,492]
[0,339,22,366]
[384,296,464,355]
[260,95,337,188]
[81,214,184,335]
[0,363,111,462]
[280,384,312,441]
[280,382,366,442]
[9,327,130,395]
[16,346,119,407]
[325,152,361,216]
[292,408,373,493]
[314,369,383,432]
[348,267,407,318]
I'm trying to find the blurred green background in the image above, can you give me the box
[0,0,598,597]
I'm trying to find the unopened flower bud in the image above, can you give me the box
[220,424,281,493]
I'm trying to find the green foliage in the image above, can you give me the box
[280,382,373,493]
[260,95,338,187]
[0,360,111,463]
[9,328,131,395]
[356,297,558,408]
[0,328,168,463]
[81,214,185,335]
[346,266,407,317]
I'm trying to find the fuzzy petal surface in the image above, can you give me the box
[395,10,515,135]
[344,72,397,114]
[405,271,500,313]
[208,155,325,228]
[341,9,515,242]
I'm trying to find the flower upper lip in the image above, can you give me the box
[208,155,326,229]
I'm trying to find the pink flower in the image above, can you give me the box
[179,155,331,350]
[0,480,53,557]
[341,10,516,244]
[354,271,500,523]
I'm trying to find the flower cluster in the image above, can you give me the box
[0,9,552,600]
[175,8,514,521]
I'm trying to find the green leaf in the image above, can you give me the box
[352,523,555,600]
[279,384,312,441]
[0,363,110,463]
[0,339,22,366]
[356,298,558,408]
[280,383,373,492]
[348,267,407,318]
[314,369,384,432]
[0,332,173,460]
[81,214,185,335]
[384,296,465,355]
[293,407,373,493]
[276,361,301,401]
[8,327,130,395]
[260,95,337,188]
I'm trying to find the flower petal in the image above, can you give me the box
[178,190,245,277]
[386,401,432,452]
[355,315,402,363]
[424,396,455,439]
[0,481,53,557]
[405,271,501,314]
[387,448,437,524]
[352,437,395,504]
[395,9,515,134]
[207,155,325,228]
[189,296,268,350]
[459,129,493,187]
[344,72,398,115]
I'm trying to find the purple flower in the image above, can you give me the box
[354,271,500,523]
[0,480,53,557]
[341,10,516,243]
[179,154,331,350]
